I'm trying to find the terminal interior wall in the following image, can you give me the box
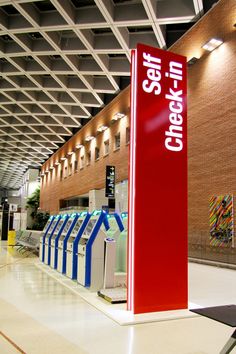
[171,18,236,263]
[40,116,129,214]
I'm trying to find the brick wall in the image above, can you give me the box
[40,113,129,214]
[186,31,236,263]
[169,0,236,263]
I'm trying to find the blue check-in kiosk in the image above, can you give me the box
[49,214,69,267]
[43,215,61,264]
[98,212,128,303]
[39,215,55,262]
[103,213,124,288]
[106,213,124,240]
[65,211,91,279]
[77,210,109,291]
[56,212,79,273]
[116,212,128,273]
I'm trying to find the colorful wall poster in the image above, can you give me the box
[209,195,234,247]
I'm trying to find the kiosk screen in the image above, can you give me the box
[63,219,73,234]
[83,219,96,237]
[54,219,64,234]
[48,219,57,233]
[72,220,83,235]
[108,218,117,231]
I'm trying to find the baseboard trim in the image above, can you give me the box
[188,257,236,270]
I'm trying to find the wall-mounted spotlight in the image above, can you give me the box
[112,112,125,121]
[76,143,83,149]
[187,57,199,66]
[202,38,223,52]
[85,135,94,142]
[67,151,74,156]
[97,125,108,132]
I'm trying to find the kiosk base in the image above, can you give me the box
[98,287,127,304]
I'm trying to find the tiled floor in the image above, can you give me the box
[0,241,235,354]
[0,333,21,354]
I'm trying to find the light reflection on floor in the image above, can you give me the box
[0,241,235,354]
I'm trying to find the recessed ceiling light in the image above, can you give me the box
[76,143,83,149]
[97,125,108,132]
[202,38,223,51]
[85,135,94,142]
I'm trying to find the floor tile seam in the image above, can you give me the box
[0,331,26,354]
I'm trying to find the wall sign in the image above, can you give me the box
[128,43,188,314]
[105,166,115,198]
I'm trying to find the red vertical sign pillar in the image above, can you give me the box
[128,44,188,314]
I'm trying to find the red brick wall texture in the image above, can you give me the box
[186,31,236,263]
[40,116,129,213]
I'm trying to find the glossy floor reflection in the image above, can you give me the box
[0,242,235,354]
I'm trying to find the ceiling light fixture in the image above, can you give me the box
[187,57,198,66]
[202,38,223,52]
[85,136,94,142]
[97,125,108,132]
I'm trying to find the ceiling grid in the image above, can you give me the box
[0,0,206,189]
